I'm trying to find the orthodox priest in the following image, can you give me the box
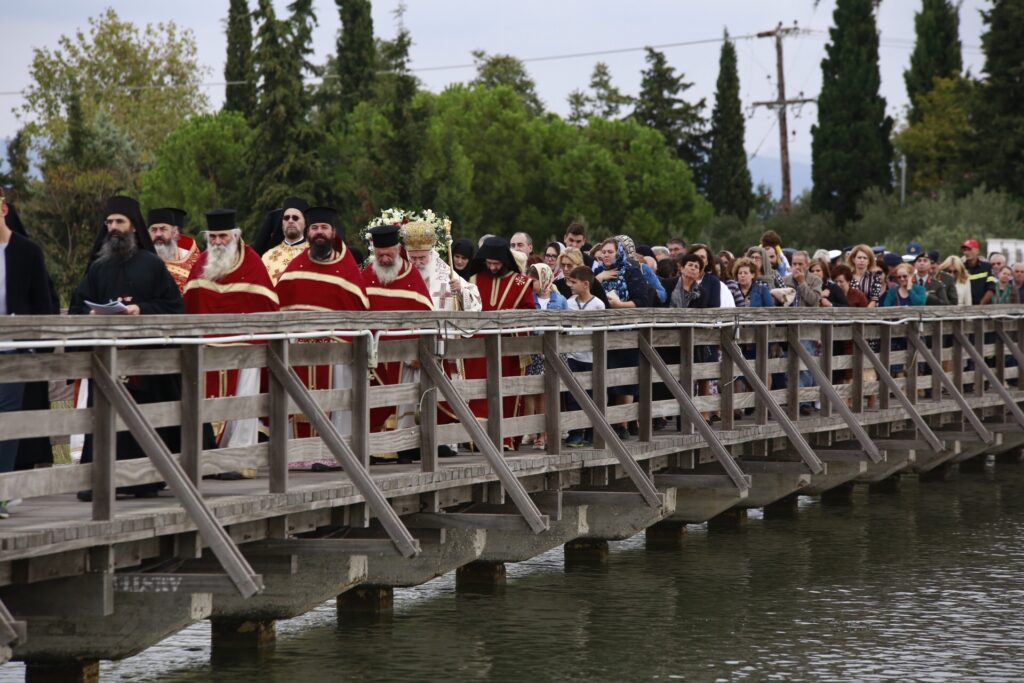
[183,209,279,449]
[402,220,481,312]
[148,207,200,293]
[463,236,535,449]
[260,197,309,284]
[361,224,433,463]
[276,207,369,469]
[69,195,184,500]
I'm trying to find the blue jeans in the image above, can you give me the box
[566,357,594,441]
[0,381,25,473]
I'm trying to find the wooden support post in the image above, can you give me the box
[267,339,289,494]
[930,320,943,400]
[852,323,865,413]
[543,332,562,454]
[179,344,203,486]
[485,335,503,450]
[995,320,1007,386]
[679,327,694,434]
[974,318,985,396]
[820,323,834,418]
[879,325,891,411]
[637,329,653,441]
[351,335,370,469]
[905,323,918,406]
[719,328,735,430]
[952,319,964,396]
[419,335,438,472]
[755,325,769,425]
[90,346,116,522]
[786,324,800,420]
[592,330,607,449]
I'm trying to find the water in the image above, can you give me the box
[5,462,1024,682]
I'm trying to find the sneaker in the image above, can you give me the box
[0,502,9,519]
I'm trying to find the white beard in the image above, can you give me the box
[154,237,179,262]
[373,257,402,285]
[203,242,239,281]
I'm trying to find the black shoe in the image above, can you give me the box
[709,414,721,423]
[438,445,457,458]
[76,490,92,502]
[652,417,667,431]
[628,421,639,436]
[799,405,815,416]
[397,448,421,464]
[132,489,161,499]
[205,471,247,481]
[614,425,629,441]
[311,462,342,472]
[369,456,392,465]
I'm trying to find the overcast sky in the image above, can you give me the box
[2,1,989,195]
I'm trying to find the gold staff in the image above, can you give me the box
[444,221,463,312]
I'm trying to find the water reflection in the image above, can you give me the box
[2,465,1023,682]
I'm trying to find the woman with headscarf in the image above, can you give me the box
[617,234,666,305]
[523,263,568,450]
[543,241,565,281]
[594,238,650,439]
[555,248,609,307]
[451,238,475,281]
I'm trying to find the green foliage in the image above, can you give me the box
[811,0,893,229]
[905,0,962,122]
[633,48,709,194]
[335,0,376,117]
[224,0,257,117]
[20,8,208,165]
[972,0,1024,199]
[708,36,753,219]
[470,51,545,117]
[2,129,32,197]
[892,77,974,196]
[139,111,252,235]
[567,63,633,123]
[246,0,325,228]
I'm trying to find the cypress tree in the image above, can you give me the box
[973,0,1024,198]
[376,21,421,205]
[811,0,893,227]
[246,0,322,226]
[905,0,962,122]
[336,0,376,116]
[224,0,257,117]
[633,48,709,194]
[707,34,753,218]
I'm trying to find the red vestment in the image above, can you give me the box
[361,261,433,440]
[163,235,202,294]
[464,270,535,443]
[277,244,369,441]
[183,243,279,441]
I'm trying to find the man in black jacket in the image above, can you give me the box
[0,189,56,512]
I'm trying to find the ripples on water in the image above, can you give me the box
[3,463,1024,682]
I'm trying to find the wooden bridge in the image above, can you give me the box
[1,307,1023,681]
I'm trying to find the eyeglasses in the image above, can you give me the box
[544,252,558,259]
[283,214,302,222]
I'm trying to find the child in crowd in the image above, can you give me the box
[565,266,605,447]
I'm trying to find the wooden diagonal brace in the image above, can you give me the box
[0,598,25,647]
[995,328,1024,368]
[719,338,824,474]
[852,335,944,452]
[418,340,550,533]
[787,329,882,462]
[544,351,664,507]
[952,329,1024,430]
[905,330,994,445]
[266,347,421,557]
[636,335,749,491]
[91,352,263,599]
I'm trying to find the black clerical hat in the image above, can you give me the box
[451,238,474,260]
[305,206,338,229]
[148,207,186,228]
[282,196,309,214]
[369,225,400,248]
[205,209,237,232]
[105,196,143,225]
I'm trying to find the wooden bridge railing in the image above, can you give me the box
[1,306,1023,559]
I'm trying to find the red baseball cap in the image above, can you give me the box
[961,239,981,250]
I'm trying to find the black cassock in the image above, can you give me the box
[70,250,184,495]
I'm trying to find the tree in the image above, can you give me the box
[246,0,324,227]
[2,129,32,197]
[905,0,962,122]
[972,0,1024,199]
[633,48,709,194]
[224,0,257,117]
[707,35,753,218]
[892,77,974,196]
[140,111,253,231]
[811,0,893,228]
[336,0,376,117]
[19,9,208,165]
[566,62,632,123]
[470,50,545,116]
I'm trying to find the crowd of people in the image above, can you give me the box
[0,188,1019,518]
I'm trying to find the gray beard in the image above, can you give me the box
[154,237,179,262]
[202,242,238,281]
[373,258,402,285]
[95,232,137,265]
[309,239,334,262]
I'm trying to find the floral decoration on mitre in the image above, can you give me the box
[363,208,451,257]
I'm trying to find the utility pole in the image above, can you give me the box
[753,23,816,214]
